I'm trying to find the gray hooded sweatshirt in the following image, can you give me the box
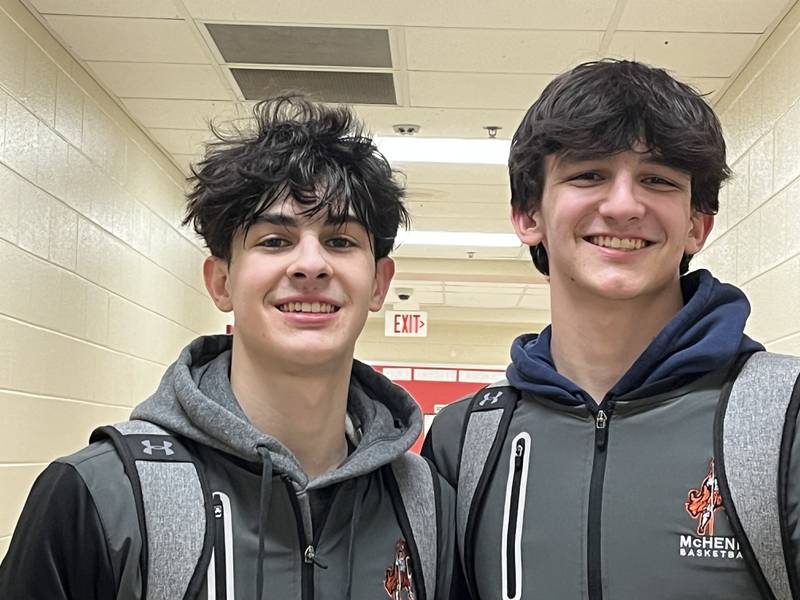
[0,335,455,600]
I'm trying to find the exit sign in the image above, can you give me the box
[385,310,428,337]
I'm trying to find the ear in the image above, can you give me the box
[685,212,715,255]
[203,256,233,312]
[370,257,396,312]
[511,206,545,247]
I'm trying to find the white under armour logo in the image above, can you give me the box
[479,391,503,406]
[141,440,174,456]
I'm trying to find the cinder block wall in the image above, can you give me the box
[0,0,227,559]
[694,3,800,354]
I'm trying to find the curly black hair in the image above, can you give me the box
[509,59,731,275]
[185,94,409,261]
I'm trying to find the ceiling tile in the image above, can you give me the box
[44,16,209,63]
[353,105,527,138]
[185,0,616,30]
[32,0,181,18]
[406,28,601,73]
[618,0,791,33]
[606,32,761,77]
[410,217,513,234]
[150,129,213,155]
[393,244,520,260]
[399,163,508,186]
[406,183,508,205]
[87,62,232,100]
[409,71,551,110]
[122,99,243,129]
[445,290,522,309]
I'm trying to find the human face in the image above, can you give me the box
[204,198,394,371]
[512,149,713,304]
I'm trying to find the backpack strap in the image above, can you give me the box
[388,452,441,600]
[90,421,214,600]
[457,381,519,597]
[716,351,800,600]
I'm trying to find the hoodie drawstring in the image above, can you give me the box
[343,476,367,599]
[255,446,273,600]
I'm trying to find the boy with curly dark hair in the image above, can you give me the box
[1,95,454,600]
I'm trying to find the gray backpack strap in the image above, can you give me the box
[90,420,212,600]
[391,452,439,600]
[717,352,800,600]
[456,381,518,597]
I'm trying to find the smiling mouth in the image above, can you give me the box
[276,302,340,314]
[585,235,651,251]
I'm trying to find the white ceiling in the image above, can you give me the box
[24,0,796,329]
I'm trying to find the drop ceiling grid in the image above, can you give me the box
[352,105,527,137]
[404,28,604,74]
[606,31,763,77]
[121,99,243,130]
[407,186,509,206]
[42,15,210,63]
[31,0,182,18]
[86,62,231,100]
[179,0,620,31]
[408,71,552,110]
[617,0,793,33]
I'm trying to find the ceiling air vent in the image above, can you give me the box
[206,24,392,69]
[206,24,395,104]
[231,69,396,105]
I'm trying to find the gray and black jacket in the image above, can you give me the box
[0,335,455,600]
[423,270,800,599]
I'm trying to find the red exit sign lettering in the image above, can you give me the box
[385,311,428,337]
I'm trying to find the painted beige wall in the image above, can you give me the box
[0,0,228,560]
[693,2,800,354]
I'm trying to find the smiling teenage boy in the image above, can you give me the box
[423,60,800,599]
[0,96,453,600]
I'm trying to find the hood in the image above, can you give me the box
[131,335,422,489]
[506,269,764,405]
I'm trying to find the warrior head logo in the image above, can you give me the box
[685,458,723,536]
[384,538,416,600]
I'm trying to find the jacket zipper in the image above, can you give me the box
[283,478,334,600]
[502,432,531,600]
[588,405,611,600]
[207,492,235,600]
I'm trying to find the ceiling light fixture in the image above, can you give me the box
[374,136,510,165]
[395,229,520,248]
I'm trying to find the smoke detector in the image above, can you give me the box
[392,124,420,136]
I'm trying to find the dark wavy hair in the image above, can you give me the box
[509,59,731,275]
[185,94,408,261]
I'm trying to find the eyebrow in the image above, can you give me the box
[252,212,363,228]
[556,153,684,171]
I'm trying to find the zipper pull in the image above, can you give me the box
[595,409,608,449]
[304,545,329,569]
[514,439,526,469]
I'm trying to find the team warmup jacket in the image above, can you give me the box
[0,334,455,600]
[423,269,800,600]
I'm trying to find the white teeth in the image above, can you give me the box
[588,236,646,251]
[277,302,337,313]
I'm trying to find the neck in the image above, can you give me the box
[548,277,684,404]
[230,339,351,478]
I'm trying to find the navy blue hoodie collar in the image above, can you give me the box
[506,270,763,405]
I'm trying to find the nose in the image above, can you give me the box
[597,173,646,222]
[287,236,333,282]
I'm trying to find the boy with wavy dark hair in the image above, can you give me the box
[425,60,798,599]
[1,95,454,600]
